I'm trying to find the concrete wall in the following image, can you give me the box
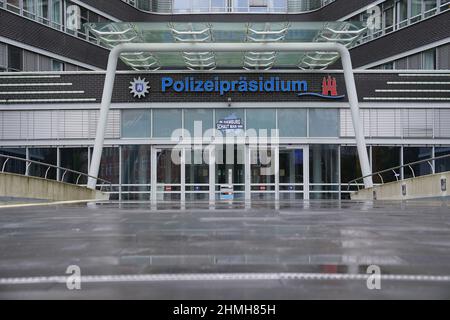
[351,172,450,201]
[0,173,109,201]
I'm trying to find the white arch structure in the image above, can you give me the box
[87,43,374,190]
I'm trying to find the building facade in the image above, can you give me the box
[0,0,449,201]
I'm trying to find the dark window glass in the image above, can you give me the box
[340,146,363,183]
[121,145,151,200]
[29,148,57,180]
[310,145,339,199]
[98,147,120,184]
[372,146,400,183]
[436,147,450,173]
[8,46,22,72]
[0,148,26,174]
[403,147,432,179]
[60,148,89,184]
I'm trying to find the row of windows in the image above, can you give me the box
[349,0,450,48]
[0,42,83,72]
[371,44,450,70]
[2,108,450,141]
[121,108,339,138]
[121,0,335,13]
[0,0,111,45]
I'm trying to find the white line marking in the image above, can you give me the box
[387,82,450,85]
[0,75,61,79]
[0,83,72,87]
[364,97,450,101]
[1,273,450,285]
[0,98,96,103]
[399,74,450,77]
[375,89,450,93]
[0,91,84,95]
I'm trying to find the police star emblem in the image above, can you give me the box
[129,77,150,99]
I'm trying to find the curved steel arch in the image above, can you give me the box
[87,43,373,191]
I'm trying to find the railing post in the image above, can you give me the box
[2,158,9,172]
[408,165,415,178]
[44,167,51,179]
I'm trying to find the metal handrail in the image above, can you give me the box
[348,154,450,191]
[0,154,112,192]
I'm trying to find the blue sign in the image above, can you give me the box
[160,76,345,100]
[162,76,308,96]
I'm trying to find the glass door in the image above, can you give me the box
[215,144,245,200]
[185,147,210,201]
[279,147,305,200]
[250,147,277,201]
[152,147,181,201]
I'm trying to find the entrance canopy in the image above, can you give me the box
[86,22,366,71]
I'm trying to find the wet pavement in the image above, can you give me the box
[0,197,47,205]
[0,200,450,299]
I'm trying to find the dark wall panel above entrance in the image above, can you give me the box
[1,71,449,104]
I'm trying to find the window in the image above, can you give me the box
[397,0,408,25]
[0,148,26,174]
[246,109,276,136]
[7,45,23,72]
[23,0,36,18]
[250,0,267,7]
[137,0,150,11]
[36,0,49,25]
[121,109,151,138]
[278,109,307,137]
[234,0,248,12]
[153,109,182,138]
[424,0,438,17]
[211,0,226,12]
[340,146,363,183]
[372,146,401,183]
[97,147,120,185]
[411,0,422,21]
[184,109,213,136]
[29,148,57,179]
[383,0,395,33]
[403,147,432,179]
[59,148,89,184]
[436,147,450,173]
[309,109,339,137]
[6,0,20,13]
[51,0,62,29]
[0,43,7,71]
[422,49,436,70]
[51,59,64,71]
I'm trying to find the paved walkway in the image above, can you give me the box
[0,200,449,299]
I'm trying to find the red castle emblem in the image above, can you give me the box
[322,75,338,96]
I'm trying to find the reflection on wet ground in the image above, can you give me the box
[0,200,449,299]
